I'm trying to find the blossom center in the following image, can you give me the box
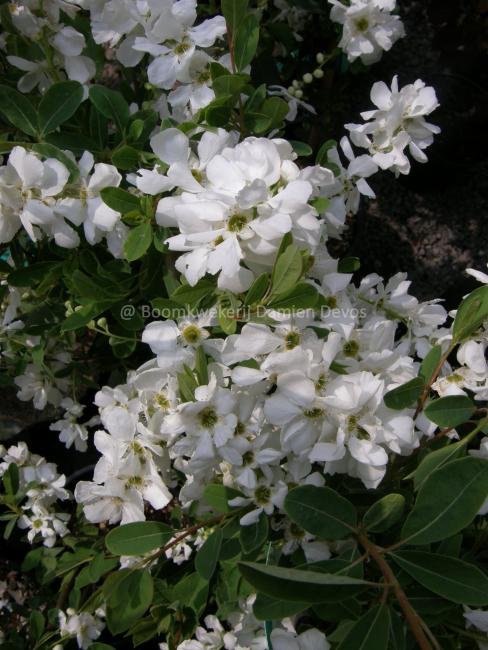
[182,324,201,344]
[284,331,300,350]
[227,214,248,233]
[356,17,369,32]
[254,485,271,505]
[198,406,219,429]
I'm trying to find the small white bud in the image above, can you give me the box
[313,68,324,79]
[287,86,296,96]
[303,73,313,84]
[292,79,300,89]
[316,52,325,63]
[294,89,304,99]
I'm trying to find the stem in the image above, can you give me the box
[414,342,456,418]
[358,533,434,650]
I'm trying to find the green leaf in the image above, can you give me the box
[424,395,475,428]
[124,223,153,262]
[238,562,373,603]
[60,303,103,332]
[3,463,19,495]
[105,522,173,556]
[89,85,130,133]
[267,283,319,310]
[453,285,488,342]
[221,0,249,35]
[234,14,260,72]
[418,345,442,383]
[337,604,390,650]
[240,512,269,554]
[205,95,233,127]
[310,197,330,214]
[244,273,269,306]
[8,261,62,288]
[29,611,45,641]
[203,484,244,513]
[213,74,248,97]
[383,377,424,410]
[408,439,467,491]
[289,140,313,157]
[104,569,154,634]
[32,143,80,183]
[195,528,223,580]
[253,594,308,621]
[0,84,38,136]
[337,256,361,273]
[363,494,405,533]
[316,139,337,166]
[38,81,83,135]
[112,145,140,170]
[270,244,303,296]
[171,278,215,307]
[391,551,488,605]
[401,457,488,545]
[100,187,141,214]
[260,96,289,129]
[284,485,357,540]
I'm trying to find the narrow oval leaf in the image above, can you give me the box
[89,85,130,133]
[419,345,442,382]
[424,395,475,428]
[253,593,308,621]
[221,0,249,34]
[238,562,373,603]
[234,14,260,71]
[391,551,488,605]
[39,81,83,135]
[383,377,424,410]
[195,528,223,580]
[203,484,244,513]
[244,272,269,306]
[240,512,268,554]
[271,244,303,296]
[124,222,153,262]
[337,604,390,650]
[105,521,173,556]
[100,187,141,214]
[285,485,357,540]
[0,84,38,136]
[409,439,466,491]
[363,494,405,533]
[401,457,488,545]
[453,285,488,342]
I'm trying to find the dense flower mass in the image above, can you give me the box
[1,1,487,649]
[329,0,405,65]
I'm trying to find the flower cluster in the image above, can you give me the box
[0,441,70,546]
[84,0,227,118]
[160,596,330,650]
[329,0,405,65]
[75,261,448,530]
[346,76,441,175]
[0,147,126,253]
[5,0,96,92]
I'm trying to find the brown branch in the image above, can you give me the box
[358,533,435,650]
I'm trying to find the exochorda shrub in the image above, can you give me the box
[0,1,487,649]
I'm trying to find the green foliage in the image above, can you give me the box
[38,81,84,135]
[105,522,174,556]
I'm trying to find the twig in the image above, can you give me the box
[358,533,434,650]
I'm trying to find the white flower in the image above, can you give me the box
[0,147,72,246]
[346,76,441,175]
[318,136,378,233]
[58,608,105,650]
[329,0,405,65]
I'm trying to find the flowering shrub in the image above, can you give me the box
[1,1,488,649]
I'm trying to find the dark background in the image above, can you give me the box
[273,0,488,308]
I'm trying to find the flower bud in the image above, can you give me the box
[303,73,313,84]
[313,68,324,78]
